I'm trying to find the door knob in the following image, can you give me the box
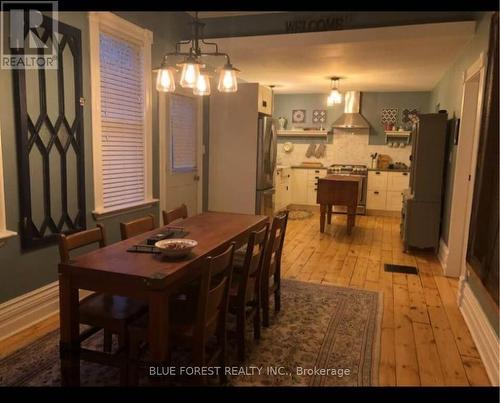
[194,175,200,181]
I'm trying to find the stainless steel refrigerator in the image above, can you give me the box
[255,116,278,217]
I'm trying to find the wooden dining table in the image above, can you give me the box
[58,211,268,386]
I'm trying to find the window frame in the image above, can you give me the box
[89,12,156,219]
[0,125,17,244]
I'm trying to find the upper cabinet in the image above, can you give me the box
[258,85,273,115]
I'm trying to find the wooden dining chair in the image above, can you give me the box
[228,223,269,361]
[58,225,147,385]
[162,204,188,225]
[261,210,289,328]
[120,214,156,240]
[127,243,235,386]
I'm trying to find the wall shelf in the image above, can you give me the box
[385,130,411,144]
[277,130,328,138]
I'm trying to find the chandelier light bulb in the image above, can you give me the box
[179,60,200,88]
[217,64,238,93]
[193,74,211,96]
[156,67,175,92]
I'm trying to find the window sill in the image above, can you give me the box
[92,199,159,221]
[0,230,18,247]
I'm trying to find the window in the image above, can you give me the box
[170,94,197,172]
[0,126,17,243]
[89,12,155,217]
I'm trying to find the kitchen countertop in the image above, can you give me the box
[368,167,410,172]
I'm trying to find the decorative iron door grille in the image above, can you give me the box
[13,16,86,250]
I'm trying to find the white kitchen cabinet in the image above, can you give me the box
[367,189,387,210]
[291,169,308,205]
[258,85,273,115]
[275,167,292,211]
[367,171,388,190]
[367,170,409,211]
[291,168,327,206]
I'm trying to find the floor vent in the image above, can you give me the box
[384,263,418,275]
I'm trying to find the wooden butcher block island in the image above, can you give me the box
[317,174,363,235]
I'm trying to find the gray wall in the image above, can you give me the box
[429,12,492,246]
[0,11,191,303]
[429,11,496,335]
[273,92,430,145]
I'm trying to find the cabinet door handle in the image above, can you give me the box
[315,176,319,179]
[374,191,379,195]
[314,188,317,191]
[375,171,381,175]
[403,172,408,176]
[315,170,320,173]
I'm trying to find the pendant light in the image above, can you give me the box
[179,57,201,89]
[154,12,239,96]
[193,73,211,96]
[217,63,239,93]
[155,64,176,92]
[327,77,342,105]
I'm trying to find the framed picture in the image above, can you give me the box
[312,109,327,123]
[292,109,306,123]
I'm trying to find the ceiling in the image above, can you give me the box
[202,21,476,93]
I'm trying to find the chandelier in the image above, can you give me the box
[155,12,239,96]
[327,77,342,106]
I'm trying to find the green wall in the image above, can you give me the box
[429,11,497,335]
[273,92,430,145]
[0,12,190,303]
[429,11,493,246]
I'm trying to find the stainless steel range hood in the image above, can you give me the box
[332,91,370,130]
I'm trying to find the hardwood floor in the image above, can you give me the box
[281,212,490,386]
[0,213,490,386]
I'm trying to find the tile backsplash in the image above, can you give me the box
[277,131,411,168]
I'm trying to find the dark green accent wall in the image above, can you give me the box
[0,12,191,303]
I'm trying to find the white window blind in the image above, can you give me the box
[170,95,197,172]
[99,32,145,210]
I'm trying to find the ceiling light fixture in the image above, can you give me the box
[155,12,239,96]
[327,77,342,106]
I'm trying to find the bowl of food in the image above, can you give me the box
[155,239,197,258]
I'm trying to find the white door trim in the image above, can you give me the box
[158,89,204,218]
[444,52,486,278]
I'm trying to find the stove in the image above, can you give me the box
[327,164,367,214]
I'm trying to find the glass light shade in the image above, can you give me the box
[217,66,238,92]
[156,67,175,92]
[327,93,334,106]
[193,74,211,96]
[329,88,342,104]
[179,61,200,88]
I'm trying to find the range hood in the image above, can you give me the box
[332,91,370,130]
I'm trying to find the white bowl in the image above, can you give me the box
[155,239,197,258]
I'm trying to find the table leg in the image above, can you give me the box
[319,204,326,233]
[346,205,356,235]
[327,205,332,224]
[59,272,81,386]
[149,290,170,384]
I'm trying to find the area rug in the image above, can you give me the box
[0,280,382,387]
[288,209,313,220]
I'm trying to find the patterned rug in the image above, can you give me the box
[0,280,382,387]
[288,210,313,220]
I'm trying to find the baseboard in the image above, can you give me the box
[437,238,449,272]
[459,281,499,385]
[0,282,91,342]
[366,209,400,217]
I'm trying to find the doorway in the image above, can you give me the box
[445,53,486,279]
[159,90,203,218]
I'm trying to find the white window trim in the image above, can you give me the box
[88,12,157,219]
[0,125,17,245]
